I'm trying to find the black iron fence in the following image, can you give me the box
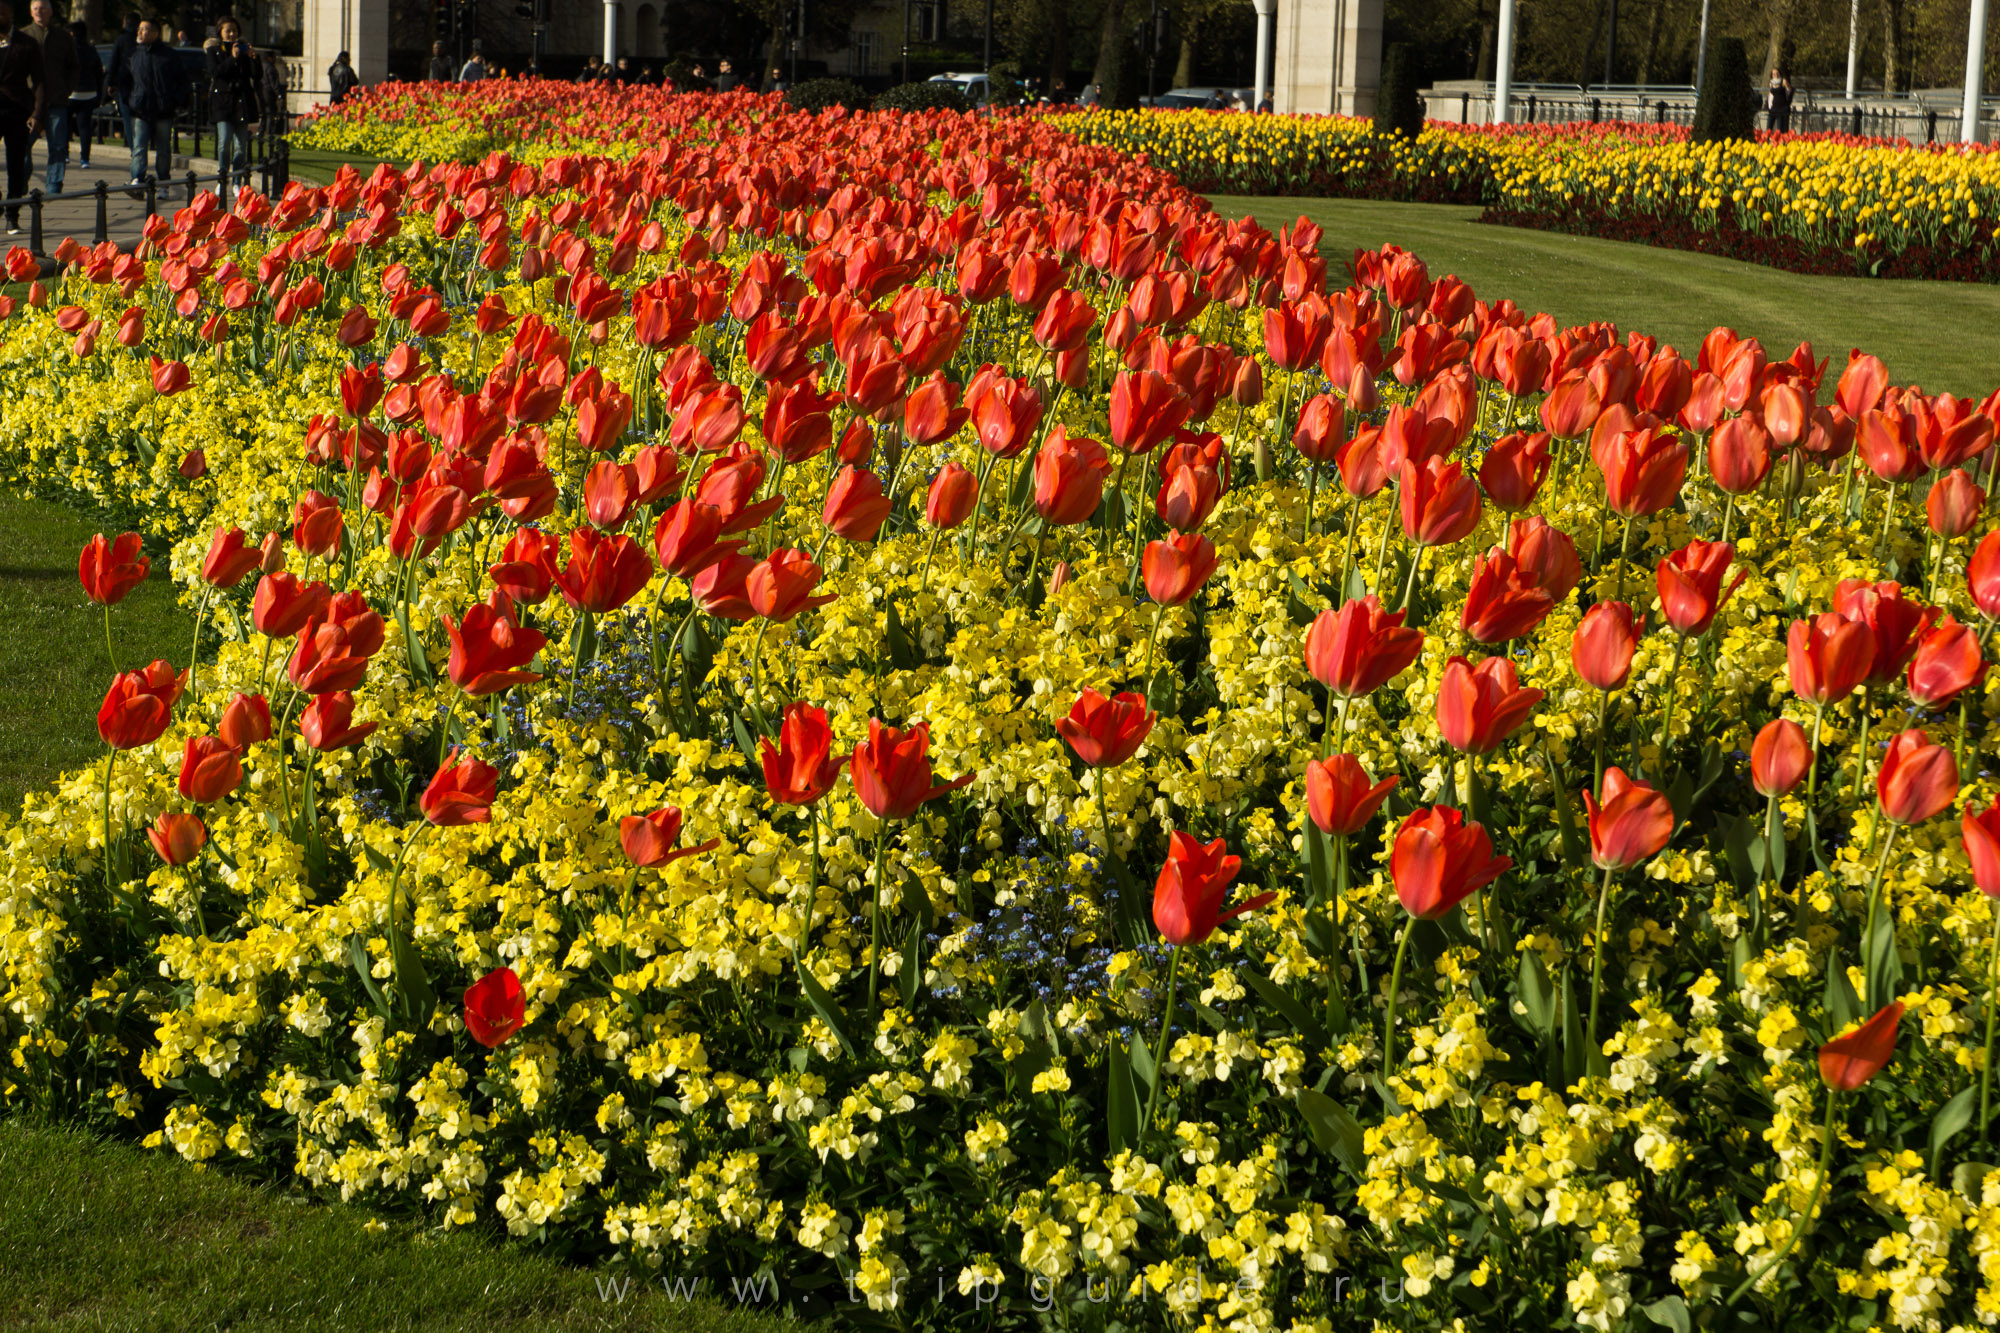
[1423,85,2000,145]
[1,141,292,261]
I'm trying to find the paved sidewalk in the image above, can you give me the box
[6,135,226,253]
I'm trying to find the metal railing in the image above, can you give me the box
[1423,84,2000,144]
[1,140,292,260]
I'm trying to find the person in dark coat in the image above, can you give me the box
[66,20,98,167]
[0,0,44,231]
[427,41,452,83]
[125,19,187,185]
[259,49,288,136]
[207,17,259,172]
[712,58,737,92]
[327,49,358,103]
[107,11,137,145]
[21,0,69,192]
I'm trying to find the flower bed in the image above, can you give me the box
[6,86,2000,1329]
[1056,109,2000,283]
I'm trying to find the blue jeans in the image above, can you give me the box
[128,116,171,183]
[215,119,248,173]
[41,103,69,193]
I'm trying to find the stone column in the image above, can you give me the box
[1271,0,1381,117]
[300,0,389,109]
[1252,0,1275,110]
[1964,0,1990,143]
[603,0,621,64]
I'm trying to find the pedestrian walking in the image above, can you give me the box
[0,0,45,232]
[107,11,137,144]
[21,0,70,193]
[327,49,358,103]
[126,18,187,186]
[1766,68,1793,133]
[208,17,259,174]
[67,19,98,168]
[428,40,453,83]
[458,42,486,83]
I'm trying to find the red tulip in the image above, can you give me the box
[79,533,150,606]
[1906,617,1986,706]
[1437,655,1545,754]
[1572,600,1640,690]
[1601,426,1688,518]
[177,735,244,803]
[1818,1002,1903,1091]
[218,692,271,752]
[1479,432,1552,511]
[252,572,331,639]
[1581,766,1675,870]
[651,501,742,582]
[1153,830,1268,945]
[1656,540,1744,636]
[850,719,973,820]
[1857,407,1924,484]
[464,966,527,1047]
[287,595,384,695]
[1750,718,1811,797]
[1708,415,1772,494]
[620,806,718,868]
[1786,613,1875,704]
[490,527,562,605]
[147,811,208,865]
[926,462,978,530]
[582,460,636,530]
[1459,549,1556,646]
[759,702,851,806]
[1057,689,1155,768]
[1834,580,1939,687]
[1876,729,1957,824]
[200,527,263,590]
[1835,351,1889,420]
[444,593,547,697]
[1142,533,1216,607]
[1291,393,1347,465]
[421,749,499,827]
[1540,374,1602,439]
[903,371,970,446]
[553,530,653,615]
[1156,461,1223,532]
[1926,468,1986,538]
[1398,457,1483,548]
[97,660,186,750]
[1306,753,1399,836]
[1972,530,2000,622]
[1390,806,1511,919]
[300,690,377,751]
[747,549,838,623]
[1109,370,1192,457]
[823,466,894,543]
[1304,596,1424,699]
[1961,805,2000,897]
[1033,426,1111,527]
[1505,515,1581,600]
[149,356,191,396]
[1337,428,1390,499]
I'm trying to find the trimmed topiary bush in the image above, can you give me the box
[785,77,872,114]
[871,80,969,113]
[1374,42,1425,139]
[1693,37,1758,143]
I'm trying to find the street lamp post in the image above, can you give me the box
[1695,0,1711,97]
[1493,0,1515,122]
[1252,0,1273,112]
[1965,0,1990,142]
[1845,0,1861,98]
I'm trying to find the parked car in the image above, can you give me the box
[928,71,994,106]
[1145,86,1253,110]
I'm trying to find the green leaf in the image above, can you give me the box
[1954,1161,1999,1197]
[1721,813,1757,897]
[885,600,918,670]
[1296,1088,1365,1177]
[899,921,925,1011]
[1930,1086,1978,1173]
[1240,967,1328,1050]
[1302,824,1332,912]
[1516,950,1555,1037]
[1538,746,1587,870]
[1145,666,1177,715]
[349,935,389,1017]
[1638,1293,1691,1333]
[1765,796,1788,884]
[569,610,598,675]
[394,602,437,686]
[387,925,433,1026]
[1824,947,1860,1031]
[1864,911,1902,1014]
[794,962,857,1059]
[1560,965,1586,1088]
[362,843,395,874]
[679,616,716,688]
[730,709,760,765]
[1342,564,1369,604]
[1284,571,1321,626]
[1128,1030,1157,1093]
[1107,1040,1140,1156]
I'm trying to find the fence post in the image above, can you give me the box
[1851,104,1863,136]
[186,170,198,206]
[1526,93,1537,122]
[28,189,43,256]
[1461,91,1470,121]
[278,139,290,192]
[145,175,157,221]
[95,179,109,244]
[1927,109,1937,143]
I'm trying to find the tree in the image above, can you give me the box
[1693,34,1757,139]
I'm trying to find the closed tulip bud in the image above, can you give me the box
[1708,415,1772,494]
[1291,393,1346,465]
[260,531,287,574]
[178,735,244,803]
[1582,766,1675,870]
[218,691,272,752]
[1305,753,1399,836]
[178,449,207,478]
[925,461,978,530]
[1479,431,1552,511]
[1142,533,1216,607]
[1048,561,1073,596]
[1228,357,1264,407]
[1787,613,1875,704]
[1818,1002,1903,1091]
[1056,689,1155,768]
[823,466,894,543]
[1572,600,1640,690]
[1750,717,1812,797]
[1876,729,1957,824]
[1153,830,1269,945]
[1906,617,1987,707]
[147,811,208,866]
[1505,515,1581,600]
[1961,805,2000,897]
[463,966,527,1048]
[1399,457,1482,547]
[1926,468,1985,538]
[1437,655,1546,754]
[1337,428,1389,499]
[1656,540,1745,636]
[1390,806,1511,919]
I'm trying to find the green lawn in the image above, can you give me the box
[0,497,190,815]
[0,1119,808,1331]
[1213,196,2000,400]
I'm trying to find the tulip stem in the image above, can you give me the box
[1339,495,1362,590]
[1593,688,1614,792]
[1141,944,1184,1140]
[1981,908,2000,1142]
[1849,688,1874,801]
[103,604,118,676]
[1726,1088,1840,1307]
[1370,501,1396,596]
[1585,863,1618,1067]
[1877,482,1899,562]
[1611,517,1634,607]
[800,803,822,958]
[1398,545,1426,614]
[1382,920,1415,1083]
[618,864,641,979]
[1805,701,1828,806]
[1719,493,1737,548]
[1301,464,1319,543]
[187,586,212,694]
[1860,816,1901,990]
[917,528,943,598]
[438,694,458,768]
[1139,606,1165,691]
[864,823,889,1030]
[963,453,998,558]
[101,747,118,901]
[1654,634,1689,783]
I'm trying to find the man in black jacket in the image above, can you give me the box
[21,0,69,193]
[0,0,44,232]
[125,19,186,186]
[107,12,137,145]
